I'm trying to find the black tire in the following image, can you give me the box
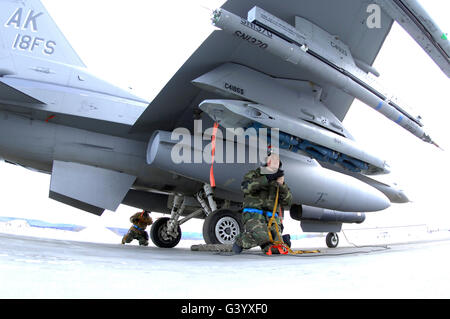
[150,217,182,248]
[202,209,243,245]
[326,232,339,248]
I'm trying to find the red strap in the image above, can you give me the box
[277,244,289,255]
[210,122,219,188]
[265,244,289,255]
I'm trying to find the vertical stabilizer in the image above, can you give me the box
[0,0,85,68]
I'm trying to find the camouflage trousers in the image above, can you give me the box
[234,212,283,252]
[122,227,149,246]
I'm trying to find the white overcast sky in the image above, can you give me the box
[0,0,449,230]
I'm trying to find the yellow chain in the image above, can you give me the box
[267,186,319,255]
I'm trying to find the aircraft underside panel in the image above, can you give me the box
[0,80,44,105]
[49,160,136,215]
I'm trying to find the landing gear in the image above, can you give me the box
[149,184,243,248]
[150,193,186,248]
[326,232,339,248]
[150,217,182,248]
[202,209,243,244]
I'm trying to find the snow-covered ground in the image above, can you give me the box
[1,214,450,299]
[1,212,450,250]
[1,213,449,248]
[1,228,450,299]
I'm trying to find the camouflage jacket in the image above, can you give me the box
[241,167,292,213]
[130,212,153,230]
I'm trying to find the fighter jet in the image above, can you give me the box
[0,0,447,248]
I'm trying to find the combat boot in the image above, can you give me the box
[232,242,243,254]
[282,234,291,248]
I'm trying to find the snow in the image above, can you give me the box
[1,228,450,299]
[1,215,450,299]
[1,214,450,248]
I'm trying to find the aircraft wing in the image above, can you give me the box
[374,0,449,77]
[130,0,395,133]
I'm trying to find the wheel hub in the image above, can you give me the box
[159,222,178,242]
[215,216,239,244]
[331,235,338,245]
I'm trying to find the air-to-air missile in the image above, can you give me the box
[211,6,440,148]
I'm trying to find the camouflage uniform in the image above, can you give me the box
[235,167,292,252]
[122,211,153,246]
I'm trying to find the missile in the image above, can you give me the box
[211,8,439,147]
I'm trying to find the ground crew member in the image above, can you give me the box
[233,152,292,254]
[121,210,153,246]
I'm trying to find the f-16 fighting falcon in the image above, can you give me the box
[0,0,448,249]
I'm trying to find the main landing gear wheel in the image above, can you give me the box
[326,232,339,248]
[202,209,243,245]
[150,217,182,248]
